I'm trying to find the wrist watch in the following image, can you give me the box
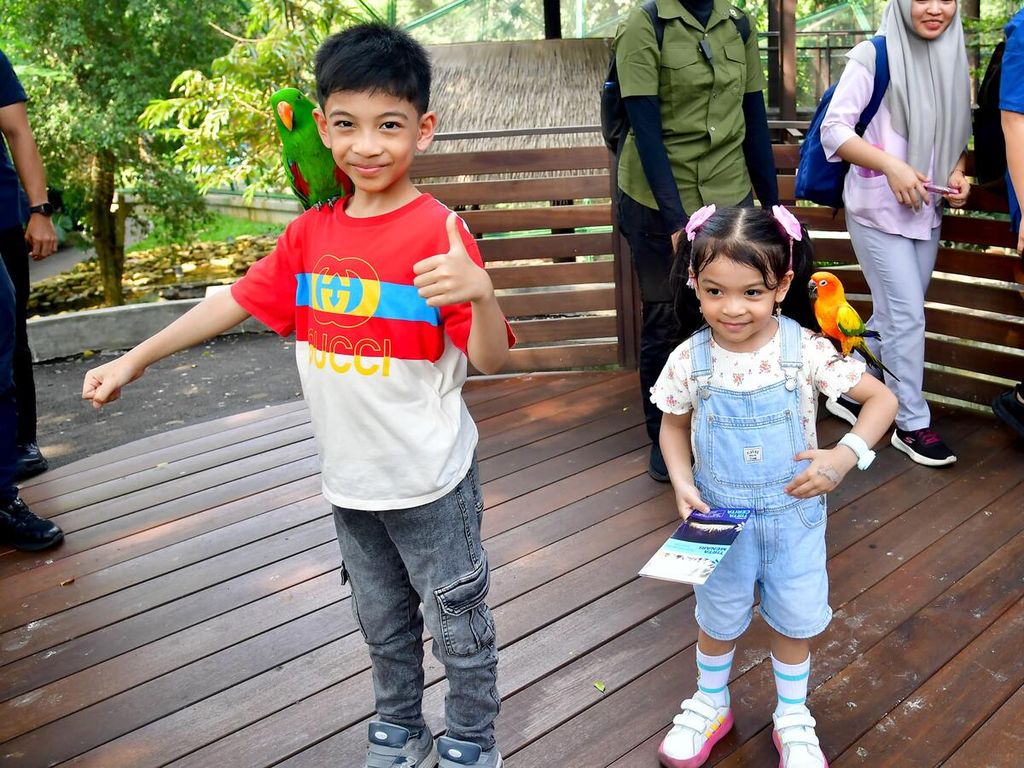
[29,202,54,217]
[838,433,875,470]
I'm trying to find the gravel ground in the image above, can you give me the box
[32,332,303,470]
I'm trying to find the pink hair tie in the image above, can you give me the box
[683,204,716,290]
[770,205,802,273]
[685,204,717,242]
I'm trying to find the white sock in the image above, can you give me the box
[696,646,734,708]
[772,652,811,715]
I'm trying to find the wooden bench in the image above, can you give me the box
[413,142,1023,409]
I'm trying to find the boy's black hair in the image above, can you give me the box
[315,22,431,115]
[669,206,819,340]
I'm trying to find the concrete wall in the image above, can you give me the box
[27,295,270,362]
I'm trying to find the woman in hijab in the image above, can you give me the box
[820,0,970,469]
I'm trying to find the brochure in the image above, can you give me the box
[639,508,754,586]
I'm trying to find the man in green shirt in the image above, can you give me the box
[613,0,778,480]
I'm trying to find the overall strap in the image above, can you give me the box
[778,316,804,392]
[689,326,714,400]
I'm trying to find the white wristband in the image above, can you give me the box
[838,432,875,470]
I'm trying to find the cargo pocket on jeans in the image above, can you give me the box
[340,562,369,641]
[434,554,495,657]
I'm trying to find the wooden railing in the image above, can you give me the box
[416,140,1023,409]
[775,145,1024,410]
[411,144,624,374]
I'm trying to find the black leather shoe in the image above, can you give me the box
[0,496,63,551]
[15,442,49,482]
[648,443,670,483]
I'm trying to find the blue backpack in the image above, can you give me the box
[795,36,889,209]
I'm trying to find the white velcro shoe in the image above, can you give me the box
[772,707,829,768]
[658,691,733,768]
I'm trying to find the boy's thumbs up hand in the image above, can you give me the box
[413,213,494,307]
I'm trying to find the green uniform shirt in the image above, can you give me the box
[614,0,766,213]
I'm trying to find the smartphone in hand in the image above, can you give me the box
[923,182,960,196]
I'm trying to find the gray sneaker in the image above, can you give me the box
[366,721,437,768]
[437,736,503,767]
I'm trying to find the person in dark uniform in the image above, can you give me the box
[0,48,63,551]
[612,0,779,481]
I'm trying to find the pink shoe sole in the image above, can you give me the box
[658,710,734,768]
[772,730,829,768]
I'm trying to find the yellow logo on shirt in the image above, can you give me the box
[310,255,381,329]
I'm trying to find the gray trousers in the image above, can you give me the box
[846,216,941,431]
[333,460,499,750]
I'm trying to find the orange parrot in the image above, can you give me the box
[809,271,900,381]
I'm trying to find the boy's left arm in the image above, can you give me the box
[413,212,511,374]
[785,373,897,498]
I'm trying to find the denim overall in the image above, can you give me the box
[689,316,832,641]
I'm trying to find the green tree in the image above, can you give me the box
[0,0,237,305]
[139,0,373,203]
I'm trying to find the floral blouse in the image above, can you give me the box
[651,325,866,449]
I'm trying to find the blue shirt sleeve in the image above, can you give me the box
[1001,9,1024,114]
[0,49,28,109]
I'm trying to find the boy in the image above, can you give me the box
[82,23,512,768]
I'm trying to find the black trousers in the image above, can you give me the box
[617,193,752,444]
[0,226,37,445]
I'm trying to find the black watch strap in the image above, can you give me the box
[29,202,54,216]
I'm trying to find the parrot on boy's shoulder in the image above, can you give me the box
[271,87,352,210]
[809,270,900,381]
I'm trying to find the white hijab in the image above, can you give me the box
[848,0,971,182]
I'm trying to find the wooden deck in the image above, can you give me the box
[2,370,1022,768]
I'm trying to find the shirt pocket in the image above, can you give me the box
[660,43,711,114]
[718,39,746,100]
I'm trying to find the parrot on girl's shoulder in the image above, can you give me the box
[271,87,352,210]
[809,270,900,381]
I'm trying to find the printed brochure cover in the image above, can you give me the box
[639,508,753,586]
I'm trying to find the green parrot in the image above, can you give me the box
[270,87,353,210]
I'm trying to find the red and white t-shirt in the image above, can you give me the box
[232,193,513,510]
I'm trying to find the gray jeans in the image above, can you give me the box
[333,460,499,749]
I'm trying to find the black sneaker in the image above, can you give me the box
[992,387,1024,439]
[15,442,49,482]
[891,427,957,467]
[0,497,64,551]
[824,396,861,427]
[648,443,670,483]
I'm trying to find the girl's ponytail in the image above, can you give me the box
[781,222,819,333]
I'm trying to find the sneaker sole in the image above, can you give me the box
[992,395,1024,439]
[14,459,49,482]
[658,709,734,768]
[648,464,670,483]
[772,729,829,768]
[890,431,957,467]
[4,530,64,552]
[823,398,857,427]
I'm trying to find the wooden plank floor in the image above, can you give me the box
[2,370,1022,768]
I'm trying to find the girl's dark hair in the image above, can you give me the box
[669,206,819,341]
[315,23,431,115]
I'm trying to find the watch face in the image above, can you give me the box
[30,202,54,216]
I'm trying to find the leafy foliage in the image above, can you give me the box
[139,0,373,201]
[0,0,236,302]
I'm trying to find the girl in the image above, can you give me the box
[820,0,971,467]
[650,205,897,768]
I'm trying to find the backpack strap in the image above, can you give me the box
[728,6,751,44]
[643,0,666,50]
[855,36,889,135]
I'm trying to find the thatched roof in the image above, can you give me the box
[427,38,609,153]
